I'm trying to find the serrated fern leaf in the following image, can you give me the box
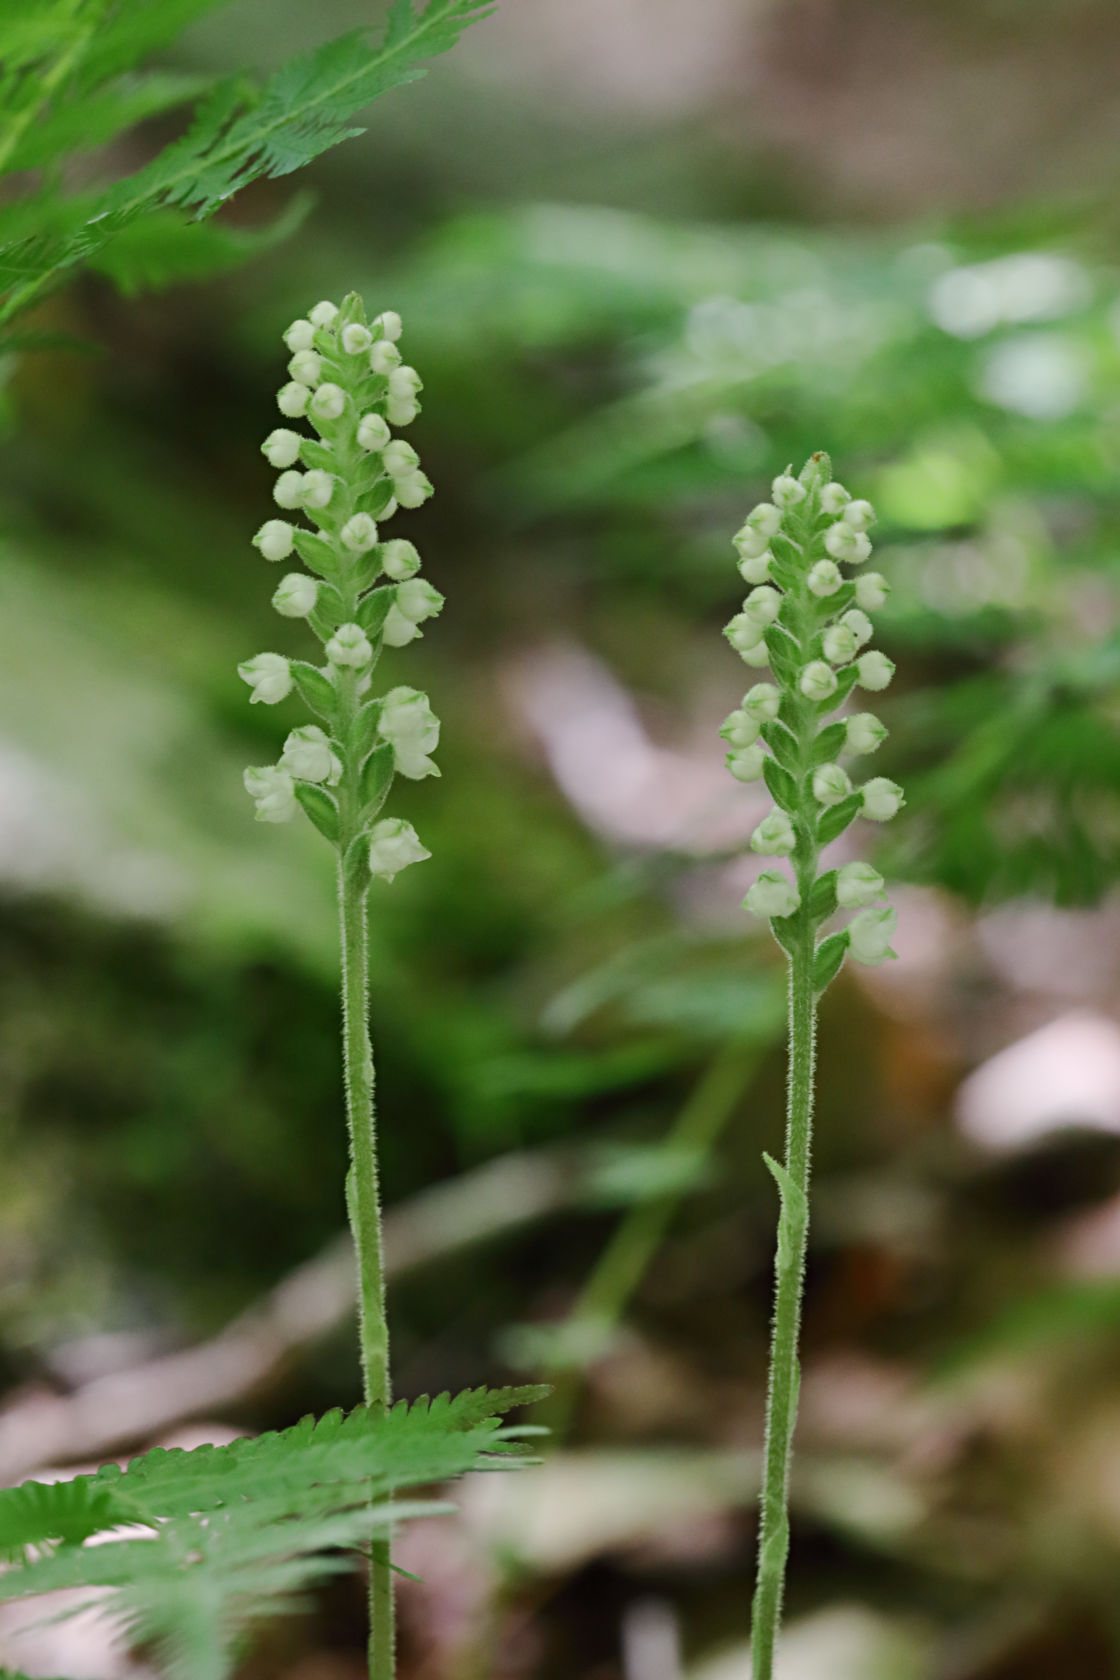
[9,71,211,174]
[0,1475,139,1558]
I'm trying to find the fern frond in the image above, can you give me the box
[9,72,211,174]
[0,1475,139,1559]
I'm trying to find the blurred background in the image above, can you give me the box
[6,0,1120,1673]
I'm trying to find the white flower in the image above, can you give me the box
[719,709,761,749]
[382,440,420,478]
[357,412,391,452]
[244,764,298,822]
[807,560,842,597]
[368,816,431,881]
[381,605,421,647]
[388,395,420,427]
[840,608,873,648]
[373,310,403,343]
[724,613,765,656]
[860,776,904,821]
[854,572,890,612]
[389,365,422,401]
[845,712,888,755]
[288,350,322,388]
[842,498,876,532]
[281,724,341,784]
[836,861,885,908]
[726,744,766,782]
[277,382,310,418]
[369,340,402,374]
[822,623,857,665]
[341,513,378,554]
[750,808,796,856]
[742,585,782,626]
[238,652,292,705]
[742,683,781,721]
[309,300,339,328]
[273,470,304,510]
[824,523,872,565]
[813,763,852,806]
[341,323,373,355]
[381,538,421,581]
[310,382,346,420]
[271,572,318,618]
[301,469,334,510]
[326,622,373,668]
[253,519,295,562]
[848,905,897,966]
[771,473,806,510]
[395,577,444,625]
[734,504,781,558]
[740,640,772,667]
[738,551,772,585]
[378,686,440,779]
[261,429,303,469]
[283,319,315,353]
[744,869,800,919]
[820,481,851,516]
[394,472,433,508]
[800,660,838,702]
[856,650,894,691]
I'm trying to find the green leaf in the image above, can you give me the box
[816,792,862,846]
[821,664,859,714]
[343,830,371,896]
[762,757,798,814]
[9,71,210,174]
[0,1477,139,1559]
[293,529,338,577]
[762,718,800,773]
[299,437,337,474]
[811,721,847,766]
[768,912,799,958]
[809,869,837,922]
[357,585,395,638]
[352,698,383,759]
[294,782,340,844]
[290,659,336,720]
[764,623,800,687]
[762,1152,807,1274]
[813,930,849,992]
[307,580,345,642]
[360,740,395,814]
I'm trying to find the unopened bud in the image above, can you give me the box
[738,551,772,585]
[750,808,796,856]
[283,319,315,353]
[742,683,780,721]
[383,440,420,477]
[380,539,421,581]
[840,608,873,648]
[244,764,297,821]
[272,572,319,617]
[273,470,305,510]
[799,660,838,702]
[381,605,421,647]
[341,323,373,355]
[836,861,885,908]
[819,482,851,516]
[860,776,904,821]
[842,498,876,533]
[254,519,295,561]
[394,472,433,509]
[742,585,782,626]
[848,905,897,966]
[277,382,310,418]
[395,577,444,626]
[771,473,807,510]
[719,709,761,749]
[813,763,852,806]
[309,300,339,328]
[845,712,888,754]
[357,412,392,452]
[856,651,894,691]
[310,382,345,420]
[281,724,341,784]
[369,816,430,881]
[326,622,373,668]
[369,340,402,374]
[744,869,800,919]
[854,572,890,612]
[238,652,292,705]
[822,624,857,664]
[724,613,764,656]
[262,429,303,469]
[288,350,322,388]
[301,469,334,510]
[341,513,378,554]
[726,744,767,782]
[374,311,403,343]
[824,523,872,565]
[807,560,842,597]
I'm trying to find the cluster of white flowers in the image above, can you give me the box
[721,458,903,973]
[239,294,443,881]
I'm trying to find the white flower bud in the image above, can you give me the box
[726,744,766,782]
[819,482,851,516]
[310,382,346,420]
[341,513,379,554]
[272,470,304,510]
[357,412,392,452]
[843,498,876,533]
[254,518,295,561]
[288,350,322,388]
[822,624,857,665]
[856,651,895,692]
[845,712,888,755]
[378,686,440,780]
[836,861,885,908]
[737,551,772,585]
[807,560,843,597]
[840,608,873,648]
[244,764,298,822]
[719,709,761,749]
[860,776,904,822]
[381,539,421,580]
[326,622,373,668]
[380,496,399,521]
[854,572,890,612]
[277,382,310,417]
[750,808,796,856]
[848,904,897,967]
[395,577,444,625]
[281,724,341,784]
[389,365,422,400]
[283,319,315,353]
[369,340,402,374]
[813,763,852,806]
[238,652,292,705]
[742,683,781,721]
[771,473,806,510]
[744,868,800,919]
[262,429,303,469]
[741,641,772,668]
[373,311,403,343]
[341,323,373,355]
[368,816,431,881]
[724,613,765,656]
[800,661,838,702]
[747,502,782,537]
[381,605,422,647]
[742,585,782,626]
[301,469,334,510]
[394,472,433,509]
[271,571,319,618]
[387,397,420,427]
[309,301,339,328]
[824,523,872,565]
[382,440,420,478]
